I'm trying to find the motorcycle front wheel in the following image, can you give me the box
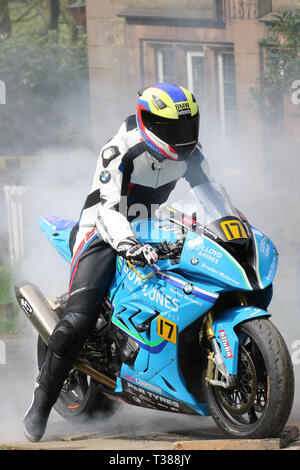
[204,318,294,438]
[37,335,118,422]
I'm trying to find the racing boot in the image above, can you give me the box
[23,385,57,442]
[23,311,97,442]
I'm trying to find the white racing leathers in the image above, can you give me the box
[32,120,211,421]
[72,117,210,257]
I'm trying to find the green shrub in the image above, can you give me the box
[0,266,19,334]
[0,30,91,154]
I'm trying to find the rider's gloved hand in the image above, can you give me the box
[117,237,158,267]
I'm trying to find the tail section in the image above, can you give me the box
[39,216,77,263]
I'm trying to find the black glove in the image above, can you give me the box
[117,237,158,267]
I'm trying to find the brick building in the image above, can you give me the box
[86,0,300,178]
[1,0,299,267]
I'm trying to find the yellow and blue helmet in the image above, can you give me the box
[137,83,199,161]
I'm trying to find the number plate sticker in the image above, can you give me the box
[157,316,177,344]
[220,219,248,241]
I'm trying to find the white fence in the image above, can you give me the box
[3,185,28,265]
[0,340,6,364]
[0,80,6,105]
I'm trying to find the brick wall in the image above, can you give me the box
[86,1,269,176]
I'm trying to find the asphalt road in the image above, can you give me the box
[0,334,299,451]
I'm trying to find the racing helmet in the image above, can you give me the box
[137,83,200,161]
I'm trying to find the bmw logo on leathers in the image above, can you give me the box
[100,170,111,184]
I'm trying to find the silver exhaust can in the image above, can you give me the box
[15,281,59,344]
[15,282,117,389]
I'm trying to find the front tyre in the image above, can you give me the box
[205,318,294,438]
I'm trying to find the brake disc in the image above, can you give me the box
[215,346,257,416]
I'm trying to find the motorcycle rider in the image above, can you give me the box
[23,82,211,441]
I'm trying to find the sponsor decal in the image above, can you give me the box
[204,227,218,240]
[165,206,177,213]
[219,329,233,358]
[265,256,276,281]
[187,236,203,250]
[142,285,180,313]
[123,379,180,411]
[175,101,191,115]
[157,316,177,344]
[99,170,111,184]
[154,221,180,233]
[220,219,248,241]
[18,296,33,317]
[181,215,195,226]
[183,283,194,295]
[123,374,162,394]
[198,246,222,265]
[260,237,271,257]
[97,213,114,245]
[123,263,180,312]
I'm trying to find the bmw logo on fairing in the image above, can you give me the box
[100,170,111,184]
[183,283,194,295]
[190,257,199,265]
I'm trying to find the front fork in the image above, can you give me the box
[204,311,235,389]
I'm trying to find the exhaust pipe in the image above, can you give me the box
[15,281,60,345]
[15,281,116,390]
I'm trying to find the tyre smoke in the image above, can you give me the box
[0,13,299,446]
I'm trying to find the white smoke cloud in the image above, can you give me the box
[1,25,300,447]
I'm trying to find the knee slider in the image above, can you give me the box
[50,319,77,356]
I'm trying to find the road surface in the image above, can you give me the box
[0,334,299,451]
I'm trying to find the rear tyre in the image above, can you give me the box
[204,318,294,438]
[37,335,118,422]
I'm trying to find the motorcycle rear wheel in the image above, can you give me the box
[37,335,118,422]
[204,318,294,438]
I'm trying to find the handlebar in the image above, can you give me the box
[125,238,184,279]
[154,239,184,261]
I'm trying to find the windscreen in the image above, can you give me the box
[156,178,239,229]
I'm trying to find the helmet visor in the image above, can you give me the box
[141,110,199,148]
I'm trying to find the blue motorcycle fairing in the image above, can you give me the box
[38,215,277,416]
[132,219,278,291]
[131,218,180,245]
[251,227,278,289]
[116,361,211,416]
[109,259,219,376]
[106,375,211,416]
[39,217,278,295]
[212,305,270,375]
[180,230,253,291]
[39,216,76,263]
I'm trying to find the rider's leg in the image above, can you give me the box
[23,235,116,442]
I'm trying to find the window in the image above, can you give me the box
[154,47,206,107]
[156,47,174,83]
[144,42,238,149]
[187,51,205,109]
[152,44,207,137]
[217,51,237,141]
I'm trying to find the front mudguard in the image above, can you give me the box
[212,306,270,375]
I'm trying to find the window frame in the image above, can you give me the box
[186,50,205,96]
[217,49,237,141]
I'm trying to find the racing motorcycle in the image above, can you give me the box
[15,178,294,439]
